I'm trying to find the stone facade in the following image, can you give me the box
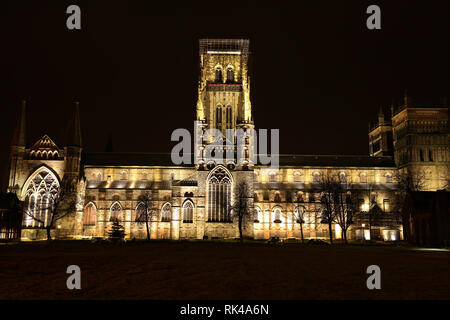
[7,39,449,242]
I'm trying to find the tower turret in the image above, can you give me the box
[8,100,27,193]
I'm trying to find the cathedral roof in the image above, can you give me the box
[83,152,395,168]
[83,152,194,167]
[273,154,396,168]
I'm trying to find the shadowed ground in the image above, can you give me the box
[0,241,449,299]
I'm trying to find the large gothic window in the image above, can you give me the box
[22,167,60,228]
[110,202,122,222]
[83,203,96,226]
[161,203,171,222]
[182,201,193,223]
[216,106,222,128]
[226,106,232,128]
[207,167,231,222]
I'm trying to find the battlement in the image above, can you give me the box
[199,39,249,55]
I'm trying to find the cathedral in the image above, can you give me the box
[6,39,449,242]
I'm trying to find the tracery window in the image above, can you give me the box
[22,167,60,228]
[182,201,193,223]
[207,167,231,222]
[135,202,146,222]
[83,202,96,226]
[110,202,122,222]
[161,203,171,222]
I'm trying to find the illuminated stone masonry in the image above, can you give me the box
[7,39,449,241]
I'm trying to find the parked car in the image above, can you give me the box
[267,237,283,245]
[307,239,330,245]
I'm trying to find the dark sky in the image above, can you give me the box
[0,0,449,190]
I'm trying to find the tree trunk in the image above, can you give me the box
[238,216,243,244]
[300,222,304,244]
[328,221,333,244]
[46,226,52,241]
[343,228,348,244]
[145,220,150,241]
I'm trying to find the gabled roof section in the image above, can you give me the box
[31,135,59,151]
[28,135,61,160]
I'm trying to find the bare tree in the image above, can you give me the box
[135,192,159,241]
[358,183,383,240]
[229,181,253,244]
[332,182,355,244]
[318,172,357,244]
[292,200,306,243]
[392,169,426,216]
[24,182,77,241]
[318,172,337,244]
[394,169,426,194]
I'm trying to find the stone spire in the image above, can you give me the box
[66,101,82,147]
[403,90,410,108]
[11,100,27,147]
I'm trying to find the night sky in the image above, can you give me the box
[1,0,448,191]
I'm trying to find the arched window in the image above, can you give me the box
[226,66,234,83]
[207,167,232,222]
[135,202,146,222]
[226,106,232,128]
[313,172,320,183]
[360,173,367,183]
[294,171,302,182]
[385,173,392,183]
[273,209,281,223]
[254,207,261,222]
[296,192,304,202]
[215,67,223,83]
[182,201,193,223]
[339,172,346,183]
[295,206,305,223]
[274,193,281,202]
[110,202,122,222]
[161,203,171,222]
[216,106,222,128]
[83,203,96,226]
[121,171,128,180]
[269,172,276,182]
[22,167,60,228]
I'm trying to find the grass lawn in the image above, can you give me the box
[0,240,449,300]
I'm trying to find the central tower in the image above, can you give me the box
[195,39,254,170]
